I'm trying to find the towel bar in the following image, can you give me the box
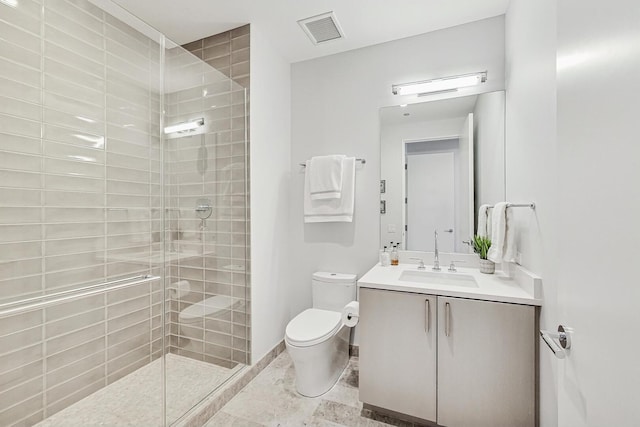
[300,158,366,167]
[487,202,536,210]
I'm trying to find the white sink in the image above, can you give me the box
[399,270,478,288]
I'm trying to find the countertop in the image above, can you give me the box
[358,262,542,306]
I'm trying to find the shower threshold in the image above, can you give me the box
[36,354,243,426]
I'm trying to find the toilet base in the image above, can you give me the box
[285,325,350,397]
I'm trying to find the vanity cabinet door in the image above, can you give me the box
[359,288,437,422]
[437,297,536,427]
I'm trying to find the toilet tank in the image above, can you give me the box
[312,272,357,312]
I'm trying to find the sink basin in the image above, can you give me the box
[399,270,478,288]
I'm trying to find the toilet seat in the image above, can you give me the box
[285,308,342,348]
[178,295,235,324]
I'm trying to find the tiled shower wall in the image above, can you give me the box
[0,0,163,424]
[164,25,250,367]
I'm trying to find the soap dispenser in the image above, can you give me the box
[380,246,391,267]
[391,245,399,266]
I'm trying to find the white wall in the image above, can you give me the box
[249,25,292,362]
[473,91,505,210]
[556,0,640,425]
[504,1,558,426]
[289,17,505,325]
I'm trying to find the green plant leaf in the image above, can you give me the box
[471,235,492,259]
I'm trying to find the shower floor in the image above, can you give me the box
[36,354,242,427]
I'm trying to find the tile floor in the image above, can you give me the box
[205,351,427,427]
[37,354,242,426]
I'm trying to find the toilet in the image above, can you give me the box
[178,295,238,349]
[285,272,357,397]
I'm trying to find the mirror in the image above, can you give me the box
[379,91,505,253]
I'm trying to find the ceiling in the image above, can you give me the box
[112,0,510,63]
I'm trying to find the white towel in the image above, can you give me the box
[304,157,355,222]
[309,155,346,200]
[487,202,516,263]
[477,204,491,238]
[503,206,517,263]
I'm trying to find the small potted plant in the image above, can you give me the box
[472,235,495,274]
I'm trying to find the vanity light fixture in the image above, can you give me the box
[163,118,204,134]
[392,71,487,96]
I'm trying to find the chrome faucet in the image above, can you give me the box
[433,230,441,271]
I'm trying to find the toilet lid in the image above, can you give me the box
[179,295,235,323]
[285,308,342,347]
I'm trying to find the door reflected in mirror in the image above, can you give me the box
[379,91,505,253]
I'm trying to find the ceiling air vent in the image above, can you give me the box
[298,11,345,45]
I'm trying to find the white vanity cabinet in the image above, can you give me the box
[359,288,536,427]
[359,288,437,421]
[437,296,535,427]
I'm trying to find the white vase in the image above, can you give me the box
[479,259,495,274]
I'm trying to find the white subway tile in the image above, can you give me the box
[44,9,103,48]
[45,307,105,339]
[44,58,104,91]
[44,158,104,178]
[44,251,103,273]
[0,57,40,88]
[0,258,42,282]
[44,174,104,193]
[0,242,42,262]
[44,24,103,64]
[45,0,103,36]
[0,360,42,392]
[0,20,40,55]
[0,76,40,103]
[43,92,104,123]
[46,323,104,355]
[46,337,104,371]
[44,41,103,78]
[0,394,43,426]
[0,39,40,70]
[0,114,41,138]
[44,207,104,224]
[43,141,105,164]
[44,190,105,207]
[44,236,104,257]
[0,4,41,36]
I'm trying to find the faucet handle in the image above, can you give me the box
[409,257,426,270]
[448,260,465,272]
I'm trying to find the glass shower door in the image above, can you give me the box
[162,38,249,425]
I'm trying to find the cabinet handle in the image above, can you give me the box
[424,299,430,332]
[445,302,451,337]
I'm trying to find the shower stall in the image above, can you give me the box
[0,0,249,425]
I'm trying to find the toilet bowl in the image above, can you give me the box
[285,272,357,397]
[178,295,237,348]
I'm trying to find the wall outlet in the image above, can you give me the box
[387,224,396,233]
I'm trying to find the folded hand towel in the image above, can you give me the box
[304,157,355,222]
[487,202,507,263]
[502,206,517,263]
[487,202,517,263]
[309,155,346,200]
[477,204,491,238]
